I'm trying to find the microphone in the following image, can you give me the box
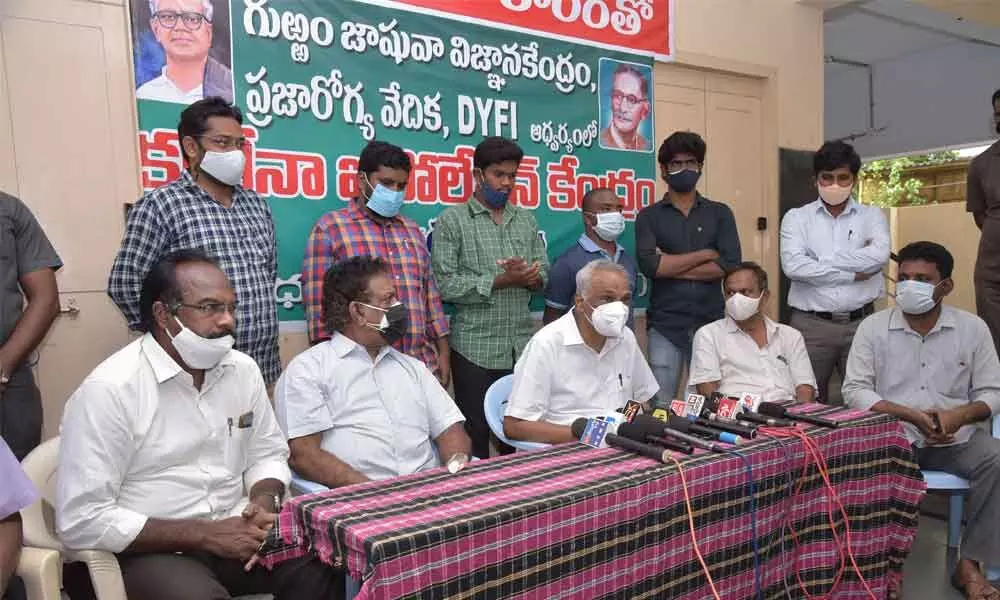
[736,410,794,427]
[570,418,674,463]
[618,421,694,455]
[669,415,741,445]
[757,402,839,429]
[632,414,724,453]
[694,413,758,439]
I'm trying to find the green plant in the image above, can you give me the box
[859,151,959,207]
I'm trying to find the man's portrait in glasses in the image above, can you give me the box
[133,0,234,105]
[598,59,654,153]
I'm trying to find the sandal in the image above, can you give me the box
[952,564,1000,600]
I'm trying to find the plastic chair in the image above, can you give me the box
[484,374,549,452]
[290,471,329,496]
[14,546,62,600]
[921,415,1000,572]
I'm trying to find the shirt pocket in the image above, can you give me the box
[222,415,252,474]
[942,355,974,399]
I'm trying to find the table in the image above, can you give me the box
[261,405,926,599]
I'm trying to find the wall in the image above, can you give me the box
[890,202,980,314]
[826,41,1000,158]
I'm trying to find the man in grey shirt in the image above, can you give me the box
[843,241,1000,598]
[0,192,61,460]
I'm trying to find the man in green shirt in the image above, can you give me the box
[432,137,549,458]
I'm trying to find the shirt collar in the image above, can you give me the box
[559,308,622,352]
[328,332,394,363]
[348,198,400,225]
[888,305,956,335]
[467,195,514,223]
[813,197,859,216]
[661,192,705,210]
[577,234,624,260]
[140,332,235,384]
[177,165,246,195]
[724,315,778,337]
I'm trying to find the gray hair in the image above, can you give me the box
[149,0,214,21]
[575,259,628,299]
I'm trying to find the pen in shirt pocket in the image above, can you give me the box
[228,417,234,437]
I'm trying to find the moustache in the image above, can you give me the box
[613,111,631,120]
[206,329,235,339]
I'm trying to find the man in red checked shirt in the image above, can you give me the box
[301,141,451,385]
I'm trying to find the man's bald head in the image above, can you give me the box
[581,187,616,213]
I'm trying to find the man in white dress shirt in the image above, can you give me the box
[504,260,659,444]
[780,140,890,403]
[843,242,1000,598]
[275,256,470,486]
[56,250,340,600]
[689,262,816,403]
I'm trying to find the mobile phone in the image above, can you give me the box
[930,412,942,433]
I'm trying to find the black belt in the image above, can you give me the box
[801,302,874,323]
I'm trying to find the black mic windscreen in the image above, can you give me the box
[570,418,590,438]
[618,420,664,442]
[757,402,787,419]
[667,415,693,433]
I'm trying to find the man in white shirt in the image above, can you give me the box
[843,242,1000,598]
[689,262,816,403]
[780,140,890,403]
[275,256,470,486]
[504,260,658,444]
[56,250,340,600]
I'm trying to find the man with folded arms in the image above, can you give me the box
[504,260,658,444]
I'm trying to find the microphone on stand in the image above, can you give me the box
[618,420,695,455]
[631,414,725,453]
[669,415,741,445]
[571,418,675,463]
[757,402,839,429]
[736,410,794,427]
[694,413,758,439]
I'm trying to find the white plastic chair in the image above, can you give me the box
[921,415,1000,571]
[484,374,549,452]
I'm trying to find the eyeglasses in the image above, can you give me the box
[817,172,854,187]
[198,135,246,151]
[172,302,238,317]
[611,91,646,108]
[153,11,211,31]
[664,158,700,172]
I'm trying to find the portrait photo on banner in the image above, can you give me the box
[131,0,235,105]
[597,57,654,153]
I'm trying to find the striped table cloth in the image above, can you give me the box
[261,405,926,599]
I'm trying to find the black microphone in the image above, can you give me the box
[757,402,839,429]
[570,418,674,463]
[695,414,758,439]
[669,415,741,445]
[736,410,794,427]
[618,421,694,455]
[632,414,723,452]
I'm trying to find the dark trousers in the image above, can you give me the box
[66,552,343,600]
[451,350,514,459]
[0,368,42,461]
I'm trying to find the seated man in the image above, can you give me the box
[504,260,658,444]
[275,256,470,486]
[56,250,340,600]
[1,438,37,600]
[689,262,816,403]
[844,241,1000,599]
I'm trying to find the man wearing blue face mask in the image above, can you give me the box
[60,249,342,600]
[301,141,451,385]
[432,136,549,458]
[844,241,1000,598]
[635,131,742,409]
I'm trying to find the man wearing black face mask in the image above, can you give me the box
[635,131,741,409]
[969,88,1000,356]
[275,256,471,487]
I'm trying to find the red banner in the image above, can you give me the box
[376,0,672,59]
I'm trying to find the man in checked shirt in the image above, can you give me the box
[109,97,281,384]
[301,140,451,384]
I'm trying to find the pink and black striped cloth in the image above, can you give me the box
[261,405,925,599]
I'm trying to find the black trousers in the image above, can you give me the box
[450,350,514,459]
[0,368,42,461]
[65,552,344,600]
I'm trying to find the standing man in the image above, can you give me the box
[544,187,637,327]
[635,131,741,408]
[0,192,61,460]
[781,140,889,403]
[599,64,651,152]
[843,241,1000,599]
[432,136,549,458]
[968,88,1000,355]
[109,97,281,385]
[137,0,234,104]
[301,141,450,383]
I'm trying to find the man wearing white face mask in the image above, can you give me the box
[59,250,343,600]
[276,256,470,485]
[504,260,658,444]
[780,140,890,403]
[844,242,1000,597]
[109,97,281,386]
[544,187,638,327]
[689,262,816,403]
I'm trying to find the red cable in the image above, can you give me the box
[666,454,722,600]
